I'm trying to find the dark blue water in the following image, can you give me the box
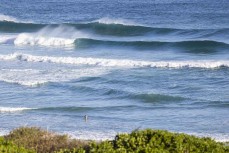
[0,0,229,141]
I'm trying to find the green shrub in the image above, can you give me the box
[87,129,229,153]
[4,127,89,153]
[2,127,229,153]
[0,136,34,153]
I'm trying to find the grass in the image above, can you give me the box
[0,127,228,153]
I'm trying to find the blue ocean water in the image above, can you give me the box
[0,0,229,141]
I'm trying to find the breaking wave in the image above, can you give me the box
[74,39,229,52]
[14,33,75,46]
[0,14,18,22]
[0,106,33,113]
[94,17,138,26]
[0,18,228,38]
[0,53,229,69]
[1,33,228,51]
[13,25,88,47]
[133,93,186,103]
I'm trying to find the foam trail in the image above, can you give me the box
[186,132,229,142]
[95,17,138,26]
[0,68,107,87]
[65,130,117,141]
[0,14,17,22]
[14,25,88,47]
[0,53,229,69]
[66,130,229,142]
[0,129,9,136]
[0,107,33,113]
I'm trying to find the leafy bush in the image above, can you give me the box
[109,129,229,153]
[0,136,34,153]
[86,129,229,153]
[4,127,89,153]
[1,127,229,153]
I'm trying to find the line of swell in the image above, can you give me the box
[36,105,142,112]
[0,106,33,112]
[0,53,229,69]
[1,20,228,37]
[1,34,228,52]
[0,20,174,35]
[75,38,229,52]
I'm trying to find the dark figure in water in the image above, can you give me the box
[84,115,88,122]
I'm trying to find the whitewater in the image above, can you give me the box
[0,0,229,142]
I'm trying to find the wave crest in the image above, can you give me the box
[95,17,138,26]
[134,93,186,103]
[14,33,75,46]
[0,53,229,69]
[0,14,17,22]
[13,25,88,47]
[0,107,33,113]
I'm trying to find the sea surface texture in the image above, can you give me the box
[0,0,229,141]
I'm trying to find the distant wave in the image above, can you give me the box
[1,19,228,38]
[1,105,147,114]
[0,22,228,51]
[95,87,187,103]
[0,78,47,87]
[0,20,172,36]
[1,32,228,51]
[14,25,88,47]
[36,105,142,112]
[94,17,139,26]
[0,14,18,22]
[1,53,229,69]
[0,21,44,32]
[0,106,33,113]
[14,33,75,47]
[133,93,186,103]
[74,38,229,52]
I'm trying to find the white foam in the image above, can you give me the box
[0,53,229,69]
[65,130,229,142]
[0,107,32,113]
[0,35,17,44]
[0,129,9,136]
[65,130,117,141]
[14,25,88,47]
[14,33,75,46]
[186,132,229,142]
[0,68,107,87]
[95,17,137,26]
[0,14,17,22]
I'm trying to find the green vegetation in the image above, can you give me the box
[0,137,34,153]
[0,127,228,153]
[87,129,229,153]
[4,127,89,153]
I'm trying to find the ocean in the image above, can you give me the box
[0,0,229,141]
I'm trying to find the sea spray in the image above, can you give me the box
[14,25,89,46]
